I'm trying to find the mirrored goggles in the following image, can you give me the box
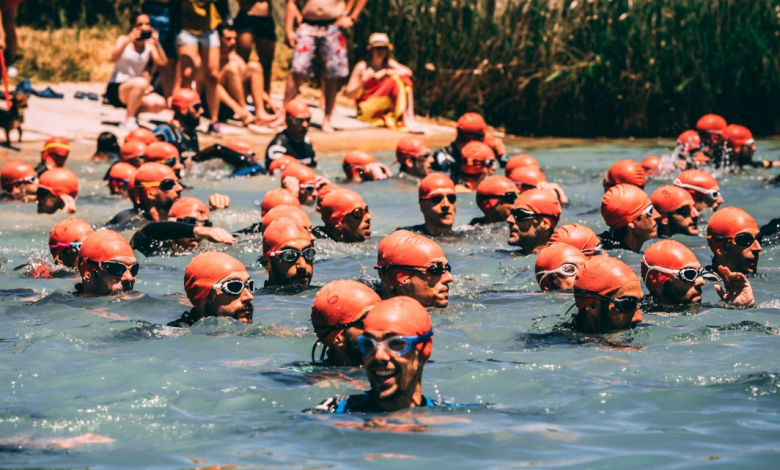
[50,241,83,251]
[300,183,316,194]
[272,247,316,263]
[707,232,759,248]
[87,259,140,277]
[357,328,434,356]
[574,289,640,314]
[463,157,495,168]
[139,178,178,191]
[673,180,720,202]
[176,217,213,227]
[641,204,654,218]
[477,192,518,204]
[348,206,369,219]
[537,263,578,285]
[422,193,456,205]
[374,262,451,276]
[511,208,558,222]
[213,279,254,295]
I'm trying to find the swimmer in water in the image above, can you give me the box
[310,296,436,413]
[169,252,255,327]
[483,129,508,165]
[641,156,661,175]
[143,141,186,178]
[650,185,699,238]
[505,154,539,176]
[342,150,391,182]
[265,99,316,168]
[602,159,646,192]
[107,162,137,198]
[76,230,138,296]
[311,189,371,242]
[49,218,95,268]
[509,165,546,193]
[571,256,644,334]
[548,223,604,258]
[675,129,706,169]
[105,163,183,229]
[395,136,432,179]
[119,140,147,167]
[153,88,202,157]
[281,162,319,205]
[373,230,452,308]
[236,201,312,237]
[535,243,587,292]
[37,168,78,215]
[262,218,315,287]
[36,136,70,175]
[432,112,486,181]
[125,127,158,146]
[397,173,456,236]
[641,240,754,307]
[469,175,519,226]
[1,161,38,202]
[506,188,561,255]
[193,138,266,177]
[696,114,728,165]
[706,207,762,275]
[310,280,382,366]
[454,141,495,193]
[598,184,656,253]
[673,169,724,213]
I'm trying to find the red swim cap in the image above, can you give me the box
[1,161,36,192]
[549,223,602,257]
[261,205,312,232]
[184,252,247,308]
[78,230,134,276]
[504,154,540,176]
[724,124,754,149]
[476,175,518,198]
[518,188,561,228]
[285,99,311,119]
[267,155,299,175]
[696,114,727,134]
[225,138,255,156]
[42,136,71,160]
[108,162,137,190]
[316,184,342,208]
[641,156,661,174]
[706,207,758,251]
[262,218,311,262]
[343,150,375,178]
[311,279,381,346]
[377,230,445,270]
[640,240,698,292]
[396,136,430,162]
[134,162,176,188]
[418,173,455,199]
[49,217,94,259]
[605,160,646,188]
[144,142,179,162]
[508,166,547,190]
[601,184,651,230]
[171,88,201,113]
[120,141,146,164]
[281,162,317,185]
[677,130,702,152]
[124,127,158,146]
[321,189,366,226]
[168,196,209,220]
[535,243,587,291]
[460,141,494,175]
[456,112,487,135]
[39,168,79,199]
[674,169,719,203]
[260,188,300,216]
[364,296,433,359]
[574,255,639,310]
[650,185,694,213]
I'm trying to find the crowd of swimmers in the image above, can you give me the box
[2,104,779,414]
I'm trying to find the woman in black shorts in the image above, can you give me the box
[234,0,278,110]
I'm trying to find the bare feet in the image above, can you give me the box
[321,116,335,134]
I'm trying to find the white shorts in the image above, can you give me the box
[176,29,219,48]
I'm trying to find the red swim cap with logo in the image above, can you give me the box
[311,279,381,346]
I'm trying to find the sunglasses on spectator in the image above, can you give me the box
[49,241,83,250]
[348,206,369,219]
[176,217,213,227]
[272,247,316,263]
[574,289,640,314]
[213,279,254,296]
[86,259,140,277]
[139,179,178,191]
[707,232,759,248]
[478,192,518,204]
[674,180,720,202]
[357,328,434,356]
[375,262,451,276]
[422,193,456,205]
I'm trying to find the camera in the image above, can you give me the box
[139,30,152,40]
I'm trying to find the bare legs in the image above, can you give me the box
[118,77,166,124]
[176,41,219,127]
[402,88,424,134]
[1,5,17,67]
[284,73,338,134]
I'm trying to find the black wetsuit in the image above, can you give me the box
[308,392,437,414]
[265,130,316,168]
[167,310,200,328]
[34,163,48,176]
[105,207,154,231]
[759,218,780,246]
[153,122,199,156]
[193,144,265,177]
[597,230,632,251]
[130,221,198,257]
[311,226,334,240]
[432,143,461,180]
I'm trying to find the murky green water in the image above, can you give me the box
[2,142,780,469]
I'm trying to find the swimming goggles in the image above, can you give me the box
[138,178,178,191]
[573,289,640,314]
[581,243,603,257]
[213,279,254,295]
[707,232,759,248]
[300,183,316,194]
[86,259,140,277]
[288,116,311,126]
[49,241,83,250]
[271,247,316,263]
[658,204,694,217]
[640,204,654,218]
[673,179,720,202]
[463,157,495,169]
[36,187,52,198]
[375,262,452,276]
[536,262,578,286]
[641,259,720,285]
[514,182,538,191]
[348,206,369,219]
[10,175,37,185]
[477,192,518,204]
[108,176,130,185]
[511,207,558,222]
[175,217,213,227]
[357,328,434,356]
[422,193,456,205]
[310,313,368,363]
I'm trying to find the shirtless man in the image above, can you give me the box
[284,0,369,133]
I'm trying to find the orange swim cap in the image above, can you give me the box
[724,124,754,149]
[1,161,36,192]
[134,162,176,189]
[641,156,661,174]
[549,223,602,257]
[396,136,430,162]
[573,255,639,309]
[640,240,698,292]
[601,184,651,230]
[696,114,727,134]
[706,207,758,251]
[225,138,255,156]
[120,141,147,164]
[267,155,298,175]
[42,136,71,160]
[650,185,694,213]
[418,173,455,199]
[316,183,342,209]
[124,127,158,146]
[363,296,433,360]
[285,99,311,119]
[49,217,94,259]
[518,188,561,228]
[171,88,201,113]
[260,188,301,216]
[343,150,375,178]
[144,142,179,162]
[311,279,381,346]
[456,112,487,135]
[168,196,209,220]
[508,166,547,191]
[39,168,79,199]
[108,162,137,189]
[262,218,311,262]
[281,162,317,185]
[377,230,445,272]
[261,205,312,232]
[321,189,366,227]
[460,141,494,174]
[674,169,720,203]
[605,160,646,188]
[476,175,518,198]
[505,154,540,176]
[78,230,134,276]
[184,252,247,308]
[677,130,702,152]
[535,243,587,291]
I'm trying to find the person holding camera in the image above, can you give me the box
[105,11,169,131]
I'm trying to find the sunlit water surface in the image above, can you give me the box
[2,142,780,469]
